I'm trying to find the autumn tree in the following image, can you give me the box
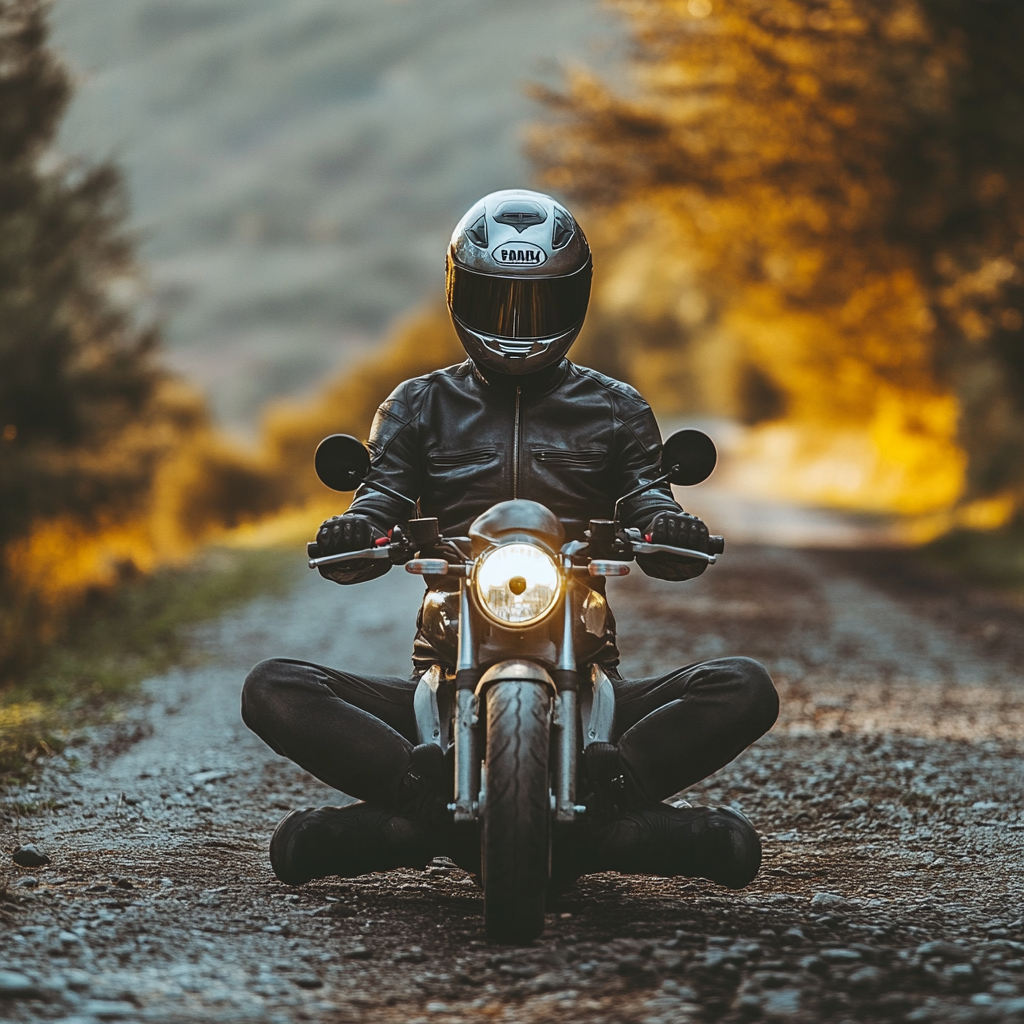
[533,0,1024,516]
[0,0,288,675]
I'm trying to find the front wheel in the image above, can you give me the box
[482,680,552,943]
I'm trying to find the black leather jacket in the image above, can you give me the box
[326,358,699,666]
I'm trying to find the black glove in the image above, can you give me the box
[637,510,710,581]
[313,514,390,585]
[648,510,710,553]
[316,514,374,556]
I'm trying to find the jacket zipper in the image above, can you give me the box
[512,385,522,498]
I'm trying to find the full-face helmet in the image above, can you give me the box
[446,189,592,376]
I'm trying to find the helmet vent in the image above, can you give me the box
[493,200,547,233]
[466,214,488,248]
[496,338,542,357]
[552,209,575,249]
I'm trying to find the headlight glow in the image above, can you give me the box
[474,543,561,626]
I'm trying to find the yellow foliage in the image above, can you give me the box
[533,0,1024,519]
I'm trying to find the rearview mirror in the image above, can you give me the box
[661,429,717,486]
[314,434,371,492]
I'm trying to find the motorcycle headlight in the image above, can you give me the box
[474,543,562,627]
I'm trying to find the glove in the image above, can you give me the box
[316,514,374,556]
[637,510,709,581]
[314,514,390,585]
[647,510,710,554]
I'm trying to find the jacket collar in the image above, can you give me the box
[470,359,570,397]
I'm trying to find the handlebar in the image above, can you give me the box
[307,530,723,570]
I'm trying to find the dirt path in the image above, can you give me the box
[3,545,1024,1024]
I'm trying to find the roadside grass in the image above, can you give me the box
[919,525,1024,590]
[0,542,303,782]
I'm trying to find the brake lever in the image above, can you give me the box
[629,541,717,564]
[308,545,394,569]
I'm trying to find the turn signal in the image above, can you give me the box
[588,561,631,577]
[405,559,449,575]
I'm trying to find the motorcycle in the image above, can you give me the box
[307,428,723,943]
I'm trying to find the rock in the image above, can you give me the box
[80,999,137,1019]
[62,970,92,992]
[345,945,373,959]
[821,949,863,964]
[943,963,977,986]
[13,876,38,888]
[849,966,885,990]
[760,988,802,1019]
[393,946,426,963]
[0,971,41,999]
[292,975,323,989]
[12,844,50,868]
[917,940,973,962]
[810,892,848,909]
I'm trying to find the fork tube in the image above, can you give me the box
[453,578,479,822]
[554,573,579,822]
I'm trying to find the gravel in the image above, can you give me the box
[2,545,1024,1023]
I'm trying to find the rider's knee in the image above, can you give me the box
[730,656,779,733]
[241,658,290,731]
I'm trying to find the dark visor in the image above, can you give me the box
[447,261,592,339]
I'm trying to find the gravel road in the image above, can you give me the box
[3,544,1024,1024]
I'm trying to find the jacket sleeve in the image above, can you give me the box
[613,397,706,582]
[320,378,423,585]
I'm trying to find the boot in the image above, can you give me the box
[269,803,437,885]
[583,741,645,817]
[395,743,453,830]
[582,803,762,889]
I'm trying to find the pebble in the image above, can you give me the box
[345,945,373,959]
[820,949,862,964]
[292,975,323,989]
[13,876,39,888]
[0,970,41,999]
[849,966,885,990]
[12,843,51,868]
[917,941,973,962]
[81,999,137,1019]
[759,988,801,1018]
[810,892,848,909]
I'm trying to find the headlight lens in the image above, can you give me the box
[475,543,561,626]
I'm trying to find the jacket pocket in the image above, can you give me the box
[428,447,498,468]
[533,449,604,466]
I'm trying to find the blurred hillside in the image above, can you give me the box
[48,0,620,429]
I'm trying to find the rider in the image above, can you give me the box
[242,189,778,891]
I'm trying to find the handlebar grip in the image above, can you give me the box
[708,535,725,555]
[307,541,320,558]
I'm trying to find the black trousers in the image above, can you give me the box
[241,657,778,807]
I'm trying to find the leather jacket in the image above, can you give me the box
[324,358,698,668]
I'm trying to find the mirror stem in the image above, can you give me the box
[612,469,675,523]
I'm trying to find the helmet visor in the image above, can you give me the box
[447,261,592,340]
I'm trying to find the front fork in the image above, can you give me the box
[451,572,582,824]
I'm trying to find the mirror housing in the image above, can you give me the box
[315,434,371,492]
[661,429,717,486]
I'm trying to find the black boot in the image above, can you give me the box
[395,743,453,830]
[582,804,762,889]
[583,741,645,816]
[269,804,437,885]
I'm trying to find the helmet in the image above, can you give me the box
[446,189,592,376]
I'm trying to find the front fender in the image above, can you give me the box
[475,660,555,700]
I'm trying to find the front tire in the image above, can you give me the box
[482,680,552,943]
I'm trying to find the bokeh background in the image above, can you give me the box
[2,0,1024,764]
